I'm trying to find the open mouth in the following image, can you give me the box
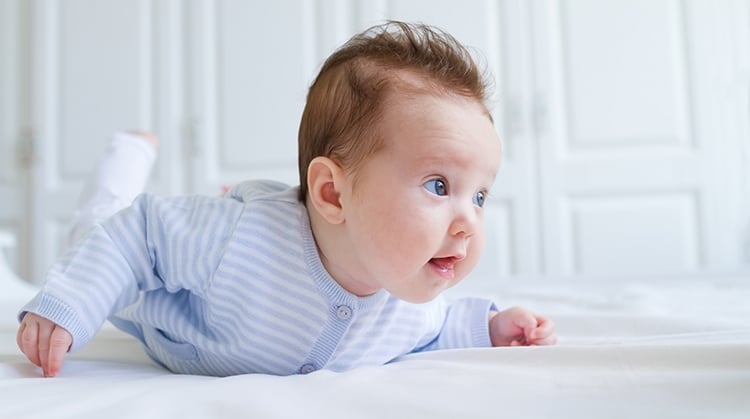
[429,257,457,279]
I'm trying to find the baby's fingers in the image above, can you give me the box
[531,334,558,345]
[18,314,71,376]
[45,326,72,377]
[18,321,42,368]
[36,320,54,376]
[527,316,558,346]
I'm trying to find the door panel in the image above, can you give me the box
[563,0,691,148]
[533,0,745,274]
[187,0,316,193]
[566,192,700,274]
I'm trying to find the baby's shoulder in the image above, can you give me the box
[227,180,298,204]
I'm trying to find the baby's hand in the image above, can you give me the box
[17,313,72,377]
[488,306,557,347]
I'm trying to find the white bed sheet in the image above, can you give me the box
[1,272,749,419]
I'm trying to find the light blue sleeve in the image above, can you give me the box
[19,193,242,351]
[415,297,496,352]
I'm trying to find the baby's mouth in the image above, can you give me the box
[431,257,454,271]
[429,257,457,278]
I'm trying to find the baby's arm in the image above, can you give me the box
[488,306,557,346]
[17,313,72,377]
[18,192,239,376]
[412,299,556,351]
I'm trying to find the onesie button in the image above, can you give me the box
[300,363,317,374]
[336,305,352,320]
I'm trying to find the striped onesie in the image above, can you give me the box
[20,180,495,376]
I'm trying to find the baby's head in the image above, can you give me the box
[298,20,493,201]
[299,21,501,302]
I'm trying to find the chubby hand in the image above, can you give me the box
[488,306,557,347]
[17,313,72,377]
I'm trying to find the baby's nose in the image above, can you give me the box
[448,206,479,238]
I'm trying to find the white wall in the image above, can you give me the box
[1,0,749,284]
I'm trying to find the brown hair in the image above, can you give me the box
[297,20,492,201]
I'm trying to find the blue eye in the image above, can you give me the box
[473,191,486,207]
[424,179,447,196]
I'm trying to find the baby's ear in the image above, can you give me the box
[307,157,345,224]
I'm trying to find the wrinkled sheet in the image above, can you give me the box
[1,272,749,419]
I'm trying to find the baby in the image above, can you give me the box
[17,21,556,377]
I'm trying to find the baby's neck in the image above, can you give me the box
[306,203,380,298]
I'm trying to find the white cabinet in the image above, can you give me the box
[1,0,748,284]
[529,0,750,275]
[185,0,315,193]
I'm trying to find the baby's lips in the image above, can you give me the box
[430,256,456,271]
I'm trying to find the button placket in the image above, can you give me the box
[298,302,357,374]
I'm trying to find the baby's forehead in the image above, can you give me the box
[379,87,492,128]
[381,74,491,117]
[376,91,499,153]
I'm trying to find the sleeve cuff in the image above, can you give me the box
[468,298,496,348]
[18,293,95,352]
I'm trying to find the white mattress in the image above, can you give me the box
[1,272,749,419]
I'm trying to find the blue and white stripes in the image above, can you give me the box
[21,180,494,376]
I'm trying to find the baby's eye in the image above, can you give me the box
[473,191,486,207]
[423,179,448,196]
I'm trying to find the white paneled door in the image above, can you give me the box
[185,0,316,195]
[4,0,748,284]
[531,0,748,275]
